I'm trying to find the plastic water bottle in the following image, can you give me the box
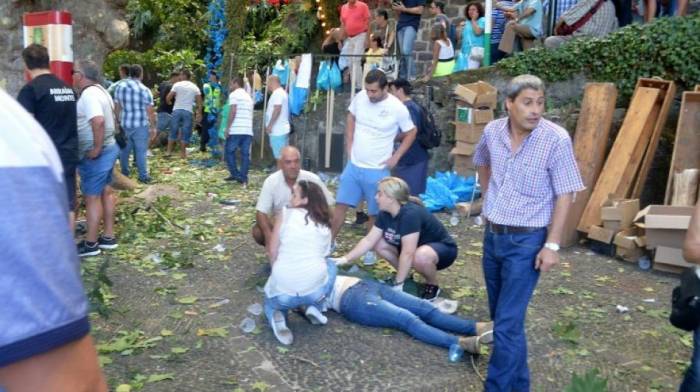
[473,216,484,226]
[450,211,460,226]
[363,251,377,266]
[638,256,652,270]
[239,317,256,333]
[247,303,262,316]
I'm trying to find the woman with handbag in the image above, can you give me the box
[422,24,455,82]
[461,2,486,70]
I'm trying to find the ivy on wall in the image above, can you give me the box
[497,13,700,101]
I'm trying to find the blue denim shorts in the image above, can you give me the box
[157,112,172,132]
[169,109,194,144]
[78,143,119,196]
[336,162,389,215]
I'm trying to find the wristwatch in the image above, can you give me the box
[544,242,560,252]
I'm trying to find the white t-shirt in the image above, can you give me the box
[265,88,290,136]
[348,90,415,169]
[255,170,335,216]
[227,88,254,136]
[171,80,201,112]
[264,207,331,297]
[76,85,116,158]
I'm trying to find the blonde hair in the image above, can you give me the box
[378,177,423,206]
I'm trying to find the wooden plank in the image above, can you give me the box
[578,87,661,232]
[664,92,700,203]
[561,83,618,247]
[631,78,676,198]
[695,85,700,92]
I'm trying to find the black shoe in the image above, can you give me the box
[77,240,101,257]
[421,284,441,301]
[224,176,237,182]
[138,177,152,184]
[354,211,369,225]
[98,235,118,250]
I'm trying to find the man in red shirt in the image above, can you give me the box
[341,0,371,91]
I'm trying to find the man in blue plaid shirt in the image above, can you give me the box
[114,64,156,183]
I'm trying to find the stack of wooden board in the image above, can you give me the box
[578,78,675,234]
[451,81,497,176]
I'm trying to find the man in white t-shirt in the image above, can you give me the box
[224,75,254,185]
[264,75,291,159]
[331,69,416,240]
[72,59,121,257]
[253,146,335,247]
[166,69,202,158]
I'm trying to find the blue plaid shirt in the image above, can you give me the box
[114,78,153,129]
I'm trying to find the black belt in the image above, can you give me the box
[486,222,544,234]
[438,57,455,62]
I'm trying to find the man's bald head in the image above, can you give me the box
[267,74,281,90]
[278,146,301,182]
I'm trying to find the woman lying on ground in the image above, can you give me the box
[264,180,336,345]
[321,274,493,361]
[335,177,457,300]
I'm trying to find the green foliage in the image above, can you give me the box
[563,369,608,392]
[498,14,700,101]
[552,320,581,344]
[104,49,205,85]
[125,0,209,51]
[237,1,319,69]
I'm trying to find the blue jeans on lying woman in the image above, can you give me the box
[264,259,337,323]
[339,280,477,348]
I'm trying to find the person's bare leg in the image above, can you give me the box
[413,245,440,285]
[331,203,350,239]
[84,195,103,243]
[0,335,108,392]
[252,222,270,246]
[101,186,116,238]
[373,238,400,267]
[180,141,187,159]
[166,140,174,156]
[366,215,376,234]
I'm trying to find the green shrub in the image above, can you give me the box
[498,13,700,101]
[103,49,205,85]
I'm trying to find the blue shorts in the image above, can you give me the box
[78,143,119,196]
[169,109,194,144]
[157,112,172,132]
[336,162,389,216]
[269,134,289,159]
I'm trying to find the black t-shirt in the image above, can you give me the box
[397,99,429,167]
[375,201,456,248]
[17,74,79,167]
[157,81,174,113]
[397,0,425,31]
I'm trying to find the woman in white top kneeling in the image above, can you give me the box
[264,180,336,345]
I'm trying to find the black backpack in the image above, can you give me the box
[670,267,700,331]
[416,103,441,149]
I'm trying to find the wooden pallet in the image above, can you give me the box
[630,79,676,198]
[578,86,661,233]
[561,83,617,247]
[664,92,700,204]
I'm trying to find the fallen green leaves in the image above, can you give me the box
[176,295,199,304]
[97,330,162,356]
[196,327,229,337]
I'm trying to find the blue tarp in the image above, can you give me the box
[420,171,480,212]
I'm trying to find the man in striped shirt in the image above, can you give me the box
[224,75,254,185]
[114,64,156,183]
[473,75,584,391]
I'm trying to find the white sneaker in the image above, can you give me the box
[270,310,293,345]
[305,306,328,325]
[146,149,153,157]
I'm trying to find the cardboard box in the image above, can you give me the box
[587,225,616,244]
[454,141,476,155]
[634,205,693,249]
[600,198,639,230]
[654,246,695,272]
[454,81,498,109]
[613,228,646,262]
[454,122,485,144]
[455,106,470,123]
[453,154,475,174]
[454,107,493,125]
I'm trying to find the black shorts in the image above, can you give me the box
[64,164,77,211]
[426,242,458,270]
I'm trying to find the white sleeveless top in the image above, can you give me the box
[264,207,331,297]
[438,39,455,60]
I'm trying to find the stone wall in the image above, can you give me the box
[0,0,129,96]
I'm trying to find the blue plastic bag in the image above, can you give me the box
[329,62,342,91]
[420,171,479,211]
[453,51,468,72]
[272,60,289,86]
[316,61,330,91]
[289,85,308,116]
